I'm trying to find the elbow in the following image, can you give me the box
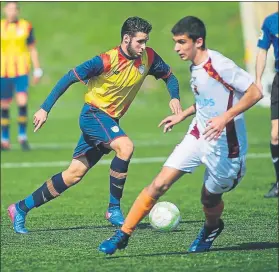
[252,83,264,103]
[254,89,264,104]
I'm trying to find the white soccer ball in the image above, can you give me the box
[149,201,181,232]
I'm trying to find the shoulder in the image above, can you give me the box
[145,47,158,65]
[98,47,118,72]
[19,19,33,30]
[208,49,236,70]
[146,47,155,54]
[99,47,118,62]
[263,13,277,27]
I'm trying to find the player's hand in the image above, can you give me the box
[169,98,182,115]
[33,108,48,132]
[31,68,43,86]
[31,76,41,85]
[158,114,184,133]
[203,115,228,141]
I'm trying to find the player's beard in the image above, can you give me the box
[127,41,139,59]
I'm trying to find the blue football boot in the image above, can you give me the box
[188,219,224,252]
[7,203,29,234]
[105,206,125,227]
[99,229,130,255]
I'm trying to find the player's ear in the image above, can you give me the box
[123,34,130,44]
[195,37,204,49]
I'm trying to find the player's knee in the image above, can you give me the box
[0,100,11,109]
[16,94,28,107]
[114,138,134,159]
[150,179,171,196]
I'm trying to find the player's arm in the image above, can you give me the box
[255,19,271,91]
[147,49,182,114]
[223,83,263,124]
[159,104,196,133]
[33,56,104,132]
[203,62,263,141]
[27,26,43,84]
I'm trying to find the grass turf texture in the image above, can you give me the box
[1,2,278,272]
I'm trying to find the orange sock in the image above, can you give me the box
[203,200,224,227]
[121,188,157,235]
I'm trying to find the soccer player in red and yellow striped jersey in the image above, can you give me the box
[1,2,43,151]
[8,17,182,234]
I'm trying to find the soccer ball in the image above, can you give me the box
[149,202,181,232]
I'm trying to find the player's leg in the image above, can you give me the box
[103,136,134,226]
[7,147,103,234]
[99,134,201,254]
[80,104,133,226]
[188,154,246,252]
[99,166,184,254]
[0,77,13,150]
[265,73,279,198]
[15,75,30,150]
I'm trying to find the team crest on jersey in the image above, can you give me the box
[111,126,120,133]
[138,65,145,75]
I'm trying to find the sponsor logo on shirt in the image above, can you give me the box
[196,98,215,108]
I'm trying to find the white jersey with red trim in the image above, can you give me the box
[188,49,254,157]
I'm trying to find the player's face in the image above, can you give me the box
[126,32,149,58]
[4,3,19,21]
[173,34,201,61]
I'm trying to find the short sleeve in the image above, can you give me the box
[219,59,254,93]
[257,18,271,50]
[27,25,35,45]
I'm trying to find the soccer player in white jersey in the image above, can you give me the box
[99,16,263,255]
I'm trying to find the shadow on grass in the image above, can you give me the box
[29,220,203,233]
[106,242,279,259]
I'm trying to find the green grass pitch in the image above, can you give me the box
[1,2,278,272]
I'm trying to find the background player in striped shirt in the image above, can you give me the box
[99,16,263,255]
[7,17,182,233]
[1,1,43,151]
[256,12,279,198]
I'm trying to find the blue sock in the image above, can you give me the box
[18,173,69,213]
[1,108,10,142]
[18,106,27,140]
[109,156,130,208]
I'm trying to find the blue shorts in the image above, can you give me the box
[0,75,29,100]
[73,104,127,164]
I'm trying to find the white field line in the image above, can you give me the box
[8,138,269,150]
[1,153,270,169]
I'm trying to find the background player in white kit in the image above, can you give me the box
[99,16,263,255]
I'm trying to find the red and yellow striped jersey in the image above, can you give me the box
[84,46,167,118]
[1,19,35,78]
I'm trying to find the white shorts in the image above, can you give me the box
[164,134,246,194]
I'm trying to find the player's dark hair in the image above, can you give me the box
[121,17,152,40]
[171,16,206,49]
